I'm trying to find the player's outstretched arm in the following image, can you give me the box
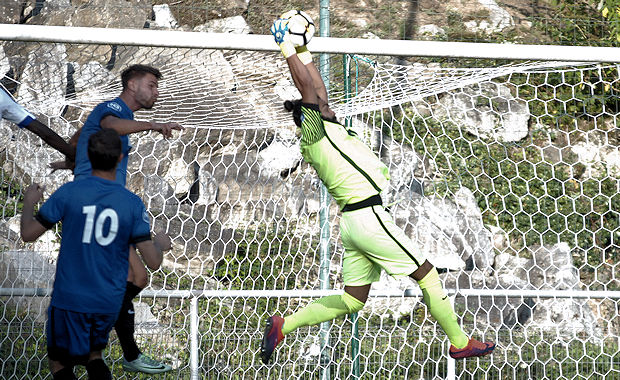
[48,127,80,172]
[101,115,184,139]
[286,54,318,105]
[297,46,337,120]
[135,232,171,270]
[20,183,49,242]
[24,119,75,160]
[271,18,317,105]
[296,46,328,102]
[1,86,75,160]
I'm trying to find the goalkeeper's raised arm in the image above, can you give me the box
[271,18,336,121]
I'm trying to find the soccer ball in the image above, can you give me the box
[274,10,315,47]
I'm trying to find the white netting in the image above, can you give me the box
[0,40,618,379]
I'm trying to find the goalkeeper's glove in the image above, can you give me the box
[271,18,296,59]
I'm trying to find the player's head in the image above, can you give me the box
[121,64,161,110]
[88,128,122,172]
[284,99,303,127]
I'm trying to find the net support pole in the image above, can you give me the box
[190,297,199,380]
[344,53,361,380]
[318,1,332,379]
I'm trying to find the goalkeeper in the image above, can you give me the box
[261,16,495,364]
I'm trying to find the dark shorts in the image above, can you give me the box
[47,306,117,366]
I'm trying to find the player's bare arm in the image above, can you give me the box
[20,183,48,242]
[48,127,80,172]
[24,120,76,161]
[100,115,183,139]
[135,232,171,270]
[272,14,318,105]
[304,59,336,120]
[286,55,318,105]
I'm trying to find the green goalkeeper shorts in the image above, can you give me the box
[340,205,426,286]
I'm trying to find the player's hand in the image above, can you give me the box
[152,122,183,139]
[49,157,75,173]
[153,232,172,252]
[23,183,45,205]
[271,19,298,58]
[271,18,289,45]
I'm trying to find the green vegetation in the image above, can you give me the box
[600,0,620,42]
[0,301,47,379]
[0,177,24,219]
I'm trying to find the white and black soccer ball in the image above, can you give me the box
[279,10,315,46]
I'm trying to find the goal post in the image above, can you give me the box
[0,24,618,380]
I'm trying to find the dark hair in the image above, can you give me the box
[284,99,303,127]
[121,64,162,90]
[88,128,122,171]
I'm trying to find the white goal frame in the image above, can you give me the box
[1,24,619,380]
[2,23,620,62]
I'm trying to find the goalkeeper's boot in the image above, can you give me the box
[0,86,34,126]
[449,338,495,359]
[260,315,285,364]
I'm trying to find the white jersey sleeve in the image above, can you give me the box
[0,86,34,127]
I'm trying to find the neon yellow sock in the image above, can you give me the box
[417,268,469,349]
[282,292,364,335]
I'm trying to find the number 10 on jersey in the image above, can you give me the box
[82,205,119,246]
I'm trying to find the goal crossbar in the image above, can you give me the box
[1,23,620,62]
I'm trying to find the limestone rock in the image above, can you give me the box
[194,15,252,34]
[446,243,600,340]
[418,24,446,37]
[152,4,178,29]
[392,187,494,272]
[433,81,530,142]
[464,0,514,34]
[0,0,24,24]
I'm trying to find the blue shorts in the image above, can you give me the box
[47,306,117,365]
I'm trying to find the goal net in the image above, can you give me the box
[0,37,618,379]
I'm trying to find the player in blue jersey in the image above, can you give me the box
[59,64,182,373]
[0,83,75,163]
[73,64,181,184]
[20,128,171,380]
[260,15,495,365]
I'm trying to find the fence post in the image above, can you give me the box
[190,296,199,380]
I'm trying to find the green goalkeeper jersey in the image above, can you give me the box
[299,103,390,210]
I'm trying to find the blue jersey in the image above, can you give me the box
[74,98,133,186]
[37,176,151,314]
